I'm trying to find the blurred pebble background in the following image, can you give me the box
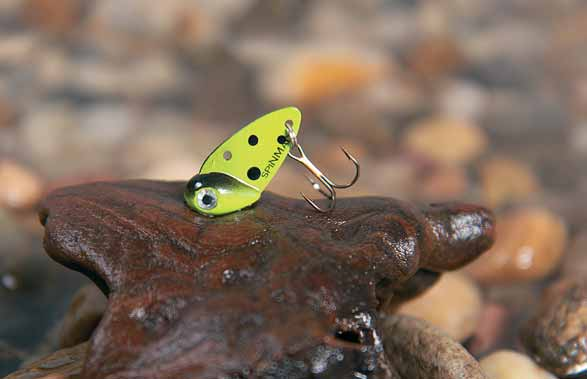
[0,0,586,377]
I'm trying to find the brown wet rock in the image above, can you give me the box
[39,180,494,378]
[5,342,87,379]
[520,278,587,378]
[381,315,487,379]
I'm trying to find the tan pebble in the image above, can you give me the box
[262,47,390,106]
[416,165,469,202]
[0,160,43,210]
[403,117,488,164]
[480,350,556,379]
[466,208,567,284]
[397,272,481,342]
[480,156,540,208]
[0,33,37,66]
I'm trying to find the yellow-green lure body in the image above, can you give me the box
[185,107,301,216]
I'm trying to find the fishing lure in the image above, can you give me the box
[184,107,359,217]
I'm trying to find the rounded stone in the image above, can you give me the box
[466,207,567,283]
[520,279,587,378]
[402,117,488,165]
[397,272,482,342]
[0,160,43,210]
[480,350,556,379]
[480,156,540,208]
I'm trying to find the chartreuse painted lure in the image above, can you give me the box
[185,106,360,217]
[184,107,301,216]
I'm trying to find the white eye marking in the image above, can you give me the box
[197,188,217,210]
[195,182,203,189]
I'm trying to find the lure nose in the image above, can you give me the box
[422,202,495,271]
[184,172,261,217]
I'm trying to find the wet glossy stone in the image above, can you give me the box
[39,180,494,379]
[520,279,587,378]
[466,207,567,283]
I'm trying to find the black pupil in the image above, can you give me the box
[247,167,261,180]
[202,194,214,205]
[248,135,259,146]
[277,135,287,144]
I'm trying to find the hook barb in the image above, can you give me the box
[331,146,360,189]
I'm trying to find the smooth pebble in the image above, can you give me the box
[480,156,540,208]
[403,117,488,165]
[466,207,567,283]
[397,272,482,342]
[0,160,43,210]
[480,350,556,379]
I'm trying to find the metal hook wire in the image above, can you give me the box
[284,123,360,212]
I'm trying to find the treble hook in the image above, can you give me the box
[284,123,360,212]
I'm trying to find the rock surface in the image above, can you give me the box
[4,342,87,379]
[520,278,587,378]
[39,180,495,379]
[382,315,487,379]
[4,315,491,379]
[466,207,567,283]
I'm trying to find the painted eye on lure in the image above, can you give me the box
[184,106,360,217]
[184,172,260,216]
